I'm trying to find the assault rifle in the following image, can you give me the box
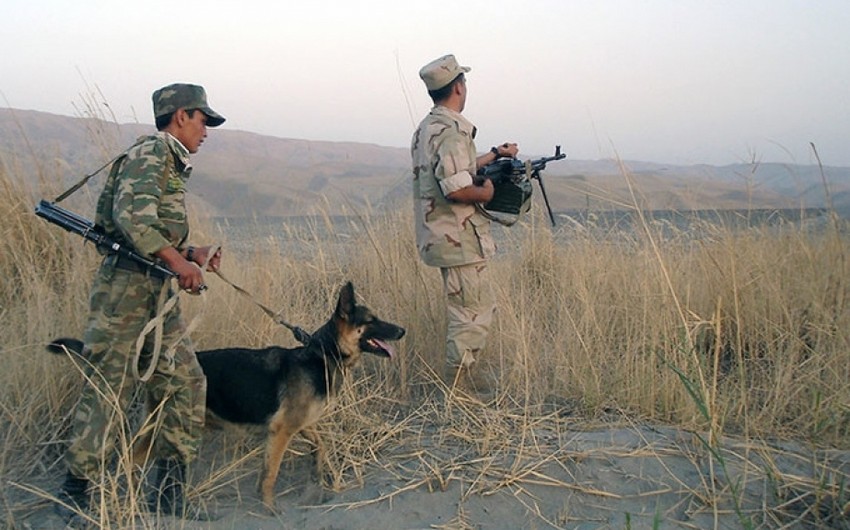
[476,145,566,226]
[34,200,177,279]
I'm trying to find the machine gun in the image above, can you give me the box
[34,200,177,279]
[476,145,566,226]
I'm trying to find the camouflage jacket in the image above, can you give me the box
[95,132,192,258]
[411,105,496,268]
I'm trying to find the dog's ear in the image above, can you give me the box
[335,282,356,322]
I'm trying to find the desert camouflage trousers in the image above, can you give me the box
[440,261,495,368]
[65,263,206,480]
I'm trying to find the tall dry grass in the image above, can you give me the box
[1,139,848,527]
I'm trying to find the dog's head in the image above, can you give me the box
[334,281,405,363]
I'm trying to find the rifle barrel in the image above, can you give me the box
[35,200,177,278]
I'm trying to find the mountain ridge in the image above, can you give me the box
[3,108,848,217]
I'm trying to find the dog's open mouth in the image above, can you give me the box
[365,338,395,358]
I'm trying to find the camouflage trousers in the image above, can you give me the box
[440,261,495,368]
[66,263,206,480]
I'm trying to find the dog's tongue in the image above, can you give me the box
[373,339,395,358]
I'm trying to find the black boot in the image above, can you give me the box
[148,457,209,520]
[54,471,89,523]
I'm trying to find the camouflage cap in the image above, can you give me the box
[419,54,471,91]
[151,83,226,127]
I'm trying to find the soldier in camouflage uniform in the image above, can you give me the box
[411,54,519,394]
[55,83,225,522]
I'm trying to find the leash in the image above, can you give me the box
[130,246,312,381]
[129,245,313,381]
[212,269,312,345]
[131,245,219,382]
[92,241,313,381]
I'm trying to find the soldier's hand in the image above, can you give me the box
[497,142,519,158]
[190,245,222,272]
[154,246,207,293]
[173,260,205,293]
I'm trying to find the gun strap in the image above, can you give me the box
[53,152,127,204]
[53,135,159,204]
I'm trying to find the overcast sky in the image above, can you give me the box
[2,0,848,166]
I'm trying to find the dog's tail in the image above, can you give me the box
[47,337,85,356]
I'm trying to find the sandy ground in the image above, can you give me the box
[5,394,850,530]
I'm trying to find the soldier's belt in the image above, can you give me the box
[111,254,171,280]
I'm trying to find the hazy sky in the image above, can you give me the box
[2,0,848,166]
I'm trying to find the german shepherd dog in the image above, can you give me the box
[48,281,405,508]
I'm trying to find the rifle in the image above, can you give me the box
[34,200,177,279]
[476,145,566,226]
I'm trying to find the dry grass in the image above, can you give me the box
[1,139,849,528]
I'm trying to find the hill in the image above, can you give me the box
[2,108,849,217]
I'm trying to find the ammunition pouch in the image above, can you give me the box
[484,179,533,215]
[477,175,533,227]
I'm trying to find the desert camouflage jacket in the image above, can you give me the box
[95,132,192,258]
[411,105,495,268]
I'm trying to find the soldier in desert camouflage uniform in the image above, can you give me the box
[55,83,225,522]
[411,54,519,394]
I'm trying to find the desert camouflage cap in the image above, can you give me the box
[419,54,471,91]
[152,83,226,127]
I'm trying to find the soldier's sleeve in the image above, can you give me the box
[433,127,475,197]
[112,140,173,257]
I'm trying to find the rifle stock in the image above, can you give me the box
[35,200,176,279]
